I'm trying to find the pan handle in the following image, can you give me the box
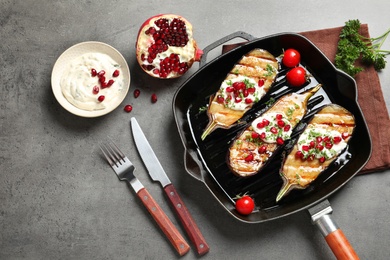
[309,200,359,260]
[183,149,203,181]
[199,31,256,68]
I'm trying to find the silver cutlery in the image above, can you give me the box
[100,140,190,256]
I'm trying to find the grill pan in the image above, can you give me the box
[173,32,371,258]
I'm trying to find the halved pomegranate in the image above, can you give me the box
[136,14,203,79]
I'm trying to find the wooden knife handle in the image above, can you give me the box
[137,188,190,256]
[164,184,210,255]
[325,229,359,260]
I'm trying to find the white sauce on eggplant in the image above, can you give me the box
[251,112,293,143]
[297,126,347,159]
[218,75,265,111]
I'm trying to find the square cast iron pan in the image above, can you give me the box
[173,32,371,223]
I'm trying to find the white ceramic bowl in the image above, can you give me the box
[51,41,130,117]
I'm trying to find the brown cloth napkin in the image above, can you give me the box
[222,24,390,174]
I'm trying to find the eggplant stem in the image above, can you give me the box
[201,121,218,140]
[276,182,292,202]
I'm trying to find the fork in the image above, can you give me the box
[100,140,190,256]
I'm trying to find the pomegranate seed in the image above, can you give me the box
[295,151,304,159]
[226,86,234,93]
[316,136,323,143]
[124,104,133,113]
[323,136,330,143]
[262,119,270,126]
[257,122,265,129]
[319,157,326,163]
[244,153,254,162]
[325,142,333,149]
[151,93,158,103]
[245,98,253,104]
[134,89,141,98]
[107,79,115,87]
[333,136,342,144]
[309,141,315,148]
[270,127,278,134]
[235,97,242,103]
[101,81,108,88]
[258,79,265,87]
[98,70,105,77]
[251,132,259,139]
[234,82,246,90]
[302,145,309,151]
[98,95,105,102]
[276,137,284,145]
[91,68,97,77]
[258,145,267,154]
[276,114,283,120]
[342,132,349,140]
[260,132,266,139]
[113,69,120,77]
[317,144,324,151]
[284,125,291,132]
[99,76,106,84]
[92,86,99,94]
[216,95,224,104]
[277,120,285,128]
[247,87,256,94]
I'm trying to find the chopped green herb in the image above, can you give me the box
[265,97,276,106]
[199,106,207,113]
[263,64,275,77]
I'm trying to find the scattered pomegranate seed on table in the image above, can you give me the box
[134,89,140,98]
[151,93,158,103]
[124,105,133,113]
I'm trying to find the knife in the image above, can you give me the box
[131,117,210,255]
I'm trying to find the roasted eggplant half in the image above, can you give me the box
[276,104,356,202]
[228,84,322,177]
[201,49,279,140]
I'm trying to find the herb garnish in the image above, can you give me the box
[335,19,390,77]
[263,64,275,77]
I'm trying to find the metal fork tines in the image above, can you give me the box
[99,140,190,256]
[100,141,143,192]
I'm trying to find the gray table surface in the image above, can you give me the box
[1,1,390,259]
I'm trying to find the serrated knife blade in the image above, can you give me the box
[131,117,209,256]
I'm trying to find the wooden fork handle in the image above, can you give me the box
[137,188,190,256]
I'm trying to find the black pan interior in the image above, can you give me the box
[173,33,371,223]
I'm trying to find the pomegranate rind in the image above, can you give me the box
[136,14,201,79]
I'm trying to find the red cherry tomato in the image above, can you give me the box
[235,195,255,215]
[286,67,307,87]
[282,48,301,68]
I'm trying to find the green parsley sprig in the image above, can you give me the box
[335,19,390,77]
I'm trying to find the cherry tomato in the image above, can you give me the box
[235,195,255,215]
[286,67,307,87]
[282,48,301,68]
